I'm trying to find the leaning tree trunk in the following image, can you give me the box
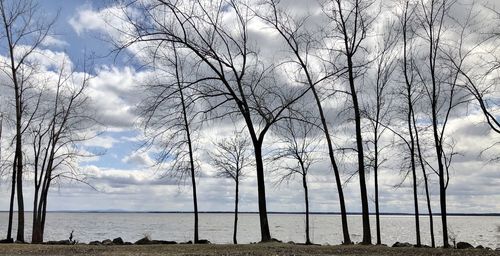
[346,55,371,245]
[253,140,272,242]
[413,114,435,248]
[408,109,421,247]
[309,82,351,244]
[179,85,199,244]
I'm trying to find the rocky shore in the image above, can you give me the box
[1,237,499,256]
[0,242,499,256]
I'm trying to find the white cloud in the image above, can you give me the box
[69,5,108,36]
[83,135,118,149]
[123,151,155,167]
[41,35,69,48]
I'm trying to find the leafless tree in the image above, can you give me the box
[256,0,352,244]
[210,129,252,244]
[0,0,55,242]
[271,116,321,245]
[412,0,470,247]
[363,20,398,245]
[28,60,94,243]
[138,41,203,243]
[117,0,310,242]
[321,0,377,244]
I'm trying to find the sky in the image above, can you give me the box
[0,0,499,214]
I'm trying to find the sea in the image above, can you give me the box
[0,213,498,248]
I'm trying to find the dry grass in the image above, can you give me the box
[0,243,499,256]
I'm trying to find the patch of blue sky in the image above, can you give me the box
[82,130,146,170]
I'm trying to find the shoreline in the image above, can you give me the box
[0,243,499,256]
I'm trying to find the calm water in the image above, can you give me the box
[0,213,498,247]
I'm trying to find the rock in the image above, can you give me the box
[135,237,152,245]
[197,239,210,244]
[287,241,295,244]
[495,247,500,251]
[102,239,113,245]
[112,237,124,245]
[124,242,133,245]
[392,242,413,248]
[0,238,14,244]
[45,240,73,245]
[476,245,484,249]
[456,242,474,249]
[89,240,102,245]
[152,240,177,244]
[180,241,193,244]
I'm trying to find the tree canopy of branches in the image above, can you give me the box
[0,0,56,242]
[29,62,94,243]
[117,0,310,242]
[210,129,252,244]
[271,116,321,245]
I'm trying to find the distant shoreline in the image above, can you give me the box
[1,211,499,216]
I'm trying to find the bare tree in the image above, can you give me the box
[363,20,397,245]
[257,0,352,244]
[117,0,310,242]
[322,0,376,244]
[29,60,94,243]
[0,0,55,242]
[271,116,320,245]
[210,129,252,244]
[413,0,470,247]
[138,42,203,243]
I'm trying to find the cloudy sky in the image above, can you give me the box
[0,0,499,214]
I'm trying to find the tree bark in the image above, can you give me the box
[15,125,24,243]
[233,179,239,244]
[309,81,351,244]
[6,161,16,242]
[374,144,381,245]
[346,55,371,245]
[408,110,421,247]
[253,141,272,242]
[179,79,199,244]
[413,114,434,247]
[302,174,311,245]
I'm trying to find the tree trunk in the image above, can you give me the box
[233,180,239,244]
[411,159,421,247]
[253,141,272,242]
[413,115,434,247]
[347,55,371,245]
[374,152,381,245]
[32,187,40,243]
[302,174,311,245]
[430,52,449,249]
[6,163,15,242]
[181,100,198,244]
[31,220,43,244]
[309,82,351,244]
[15,141,24,242]
[423,172,435,247]
[408,111,421,247]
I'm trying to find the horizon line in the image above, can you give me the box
[1,211,499,216]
